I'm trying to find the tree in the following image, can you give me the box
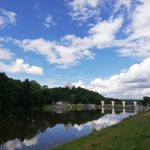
[142,96,150,106]
[0,72,112,110]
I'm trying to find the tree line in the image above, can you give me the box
[0,72,106,109]
[142,96,150,106]
[0,72,148,110]
[0,110,102,144]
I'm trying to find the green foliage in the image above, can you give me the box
[142,96,150,106]
[0,110,102,145]
[0,72,143,109]
[0,72,106,109]
[53,109,150,150]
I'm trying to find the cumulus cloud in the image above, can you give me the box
[43,15,54,28]
[73,80,85,88]
[54,0,150,61]
[67,0,101,22]
[2,17,121,68]
[65,0,150,61]
[18,38,93,68]
[0,0,150,70]
[23,137,38,146]
[4,139,22,150]
[117,0,150,59]
[114,0,132,12]
[0,59,43,75]
[2,137,38,150]
[0,47,14,60]
[130,0,150,39]
[0,9,16,28]
[74,112,133,131]
[73,58,150,99]
[67,0,132,22]
[0,1,149,99]
[63,17,123,48]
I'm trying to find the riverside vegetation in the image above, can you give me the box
[53,109,150,150]
[0,72,150,150]
[0,72,149,110]
[0,72,104,110]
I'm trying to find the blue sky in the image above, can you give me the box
[0,0,150,99]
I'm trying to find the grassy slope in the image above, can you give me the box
[53,109,150,150]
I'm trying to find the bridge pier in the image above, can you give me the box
[101,107,105,113]
[112,107,115,114]
[134,101,137,107]
[122,101,125,107]
[111,101,115,107]
[101,101,104,107]
[123,108,126,114]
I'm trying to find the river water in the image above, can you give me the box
[0,108,137,150]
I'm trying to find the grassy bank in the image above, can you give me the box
[53,109,150,150]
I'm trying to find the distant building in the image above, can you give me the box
[56,101,63,105]
[56,101,68,105]
[64,83,74,89]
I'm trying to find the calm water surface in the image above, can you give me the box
[0,108,136,150]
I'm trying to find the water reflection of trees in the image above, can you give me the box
[0,110,110,145]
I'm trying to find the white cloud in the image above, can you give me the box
[130,0,150,39]
[88,17,123,47]
[0,47,14,60]
[73,80,85,88]
[0,1,149,100]
[62,0,150,61]
[67,0,101,22]
[114,0,132,12]
[0,17,123,68]
[117,38,150,59]
[23,137,38,146]
[2,137,38,150]
[5,139,22,150]
[0,9,16,28]
[73,58,150,99]
[67,0,132,23]
[12,38,94,68]
[0,59,43,75]
[65,0,150,61]
[63,17,123,48]
[12,18,121,68]
[116,0,150,59]
[44,15,53,28]
[74,112,132,131]
[0,1,149,70]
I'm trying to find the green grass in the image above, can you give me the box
[53,109,150,150]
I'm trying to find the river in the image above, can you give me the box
[0,108,137,150]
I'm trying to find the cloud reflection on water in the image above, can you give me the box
[74,112,133,131]
[0,111,134,150]
[3,137,38,150]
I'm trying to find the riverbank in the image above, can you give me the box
[53,108,150,150]
[43,103,141,112]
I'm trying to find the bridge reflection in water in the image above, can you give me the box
[0,107,138,150]
[101,106,140,114]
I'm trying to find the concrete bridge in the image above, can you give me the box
[101,100,138,107]
[101,100,139,114]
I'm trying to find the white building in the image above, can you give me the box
[64,83,74,89]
